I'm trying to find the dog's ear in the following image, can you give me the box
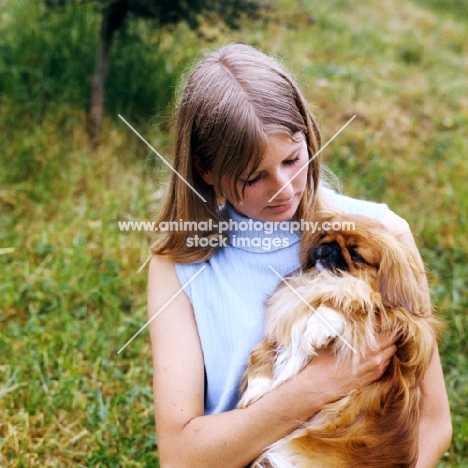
[377,234,426,315]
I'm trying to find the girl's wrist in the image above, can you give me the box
[275,369,331,422]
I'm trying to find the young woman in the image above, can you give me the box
[147,44,451,467]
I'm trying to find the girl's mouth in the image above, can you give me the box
[265,200,293,214]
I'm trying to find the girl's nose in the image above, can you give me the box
[269,171,294,200]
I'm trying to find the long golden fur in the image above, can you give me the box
[238,213,442,468]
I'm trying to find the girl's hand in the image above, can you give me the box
[298,333,397,405]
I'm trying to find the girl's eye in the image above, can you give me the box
[245,175,262,186]
[243,156,300,186]
[284,156,300,166]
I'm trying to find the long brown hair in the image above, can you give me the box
[152,43,327,263]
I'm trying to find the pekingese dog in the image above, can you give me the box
[238,213,441,468]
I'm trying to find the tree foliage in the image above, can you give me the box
[44,0,267,145]
[47,0,264,29]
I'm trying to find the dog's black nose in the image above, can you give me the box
[313,241,348,272]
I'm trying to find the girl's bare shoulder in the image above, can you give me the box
[147,255,183,306]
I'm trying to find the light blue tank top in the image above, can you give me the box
[175,190,388,415]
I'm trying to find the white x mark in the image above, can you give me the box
[268,115,356,202]
[117,266,207,354]
[119,114,207,202]
[269,266,357,353]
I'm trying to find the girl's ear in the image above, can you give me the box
[193,154,214,185]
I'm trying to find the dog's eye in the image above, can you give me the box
[350,250,365,263]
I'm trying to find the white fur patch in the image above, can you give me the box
[301,305,345,353]
[238,377,273,408]
[253,449,305,468]
[271,307,346,387]
[273,316,310,386]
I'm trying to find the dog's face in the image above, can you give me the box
[300,213,425,315]
[302,214,387,276]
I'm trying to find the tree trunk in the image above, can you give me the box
[87,0,128,147]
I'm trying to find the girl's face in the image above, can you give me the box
[221,133,309,221]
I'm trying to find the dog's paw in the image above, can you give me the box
[238,377,273,408]
[302,306,345,353]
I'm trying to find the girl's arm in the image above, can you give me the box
[416,348,453,468]
[148,255,395,468]
[382,209,452,468]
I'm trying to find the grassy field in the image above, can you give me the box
[1,0,467,466]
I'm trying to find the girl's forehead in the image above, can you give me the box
[243,132,306,173]
[262,132,305,156]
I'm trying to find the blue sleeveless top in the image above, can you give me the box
[175,190,388,415]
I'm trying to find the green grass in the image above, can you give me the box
[1,0,467,465]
